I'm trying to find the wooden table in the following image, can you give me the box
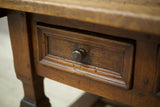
[0,0,160,107]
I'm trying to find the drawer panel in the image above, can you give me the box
[48,34,123,73]
[35,25,134,89]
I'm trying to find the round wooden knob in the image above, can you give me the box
[72,49,86,62]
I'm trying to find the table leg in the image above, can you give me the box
[8,12,51,107]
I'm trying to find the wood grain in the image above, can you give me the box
[0,0,160,35]
[2,0,160,105]
[30,14,160,107]
[35,24,134,89]
[8,12,51,107]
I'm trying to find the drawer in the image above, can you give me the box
[35,24,134,89]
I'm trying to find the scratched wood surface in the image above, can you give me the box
[0,0,160,35]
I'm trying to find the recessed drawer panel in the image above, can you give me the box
[35,25,134,89]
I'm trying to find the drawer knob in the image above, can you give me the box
[72,49,86,62]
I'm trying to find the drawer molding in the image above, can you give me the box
[35,25,134,89]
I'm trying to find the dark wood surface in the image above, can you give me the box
[0,8,6,18]
[0,0,160,106]
[154,46,160,96]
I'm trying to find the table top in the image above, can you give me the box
[0,0,160,35]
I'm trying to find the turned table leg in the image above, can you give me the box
[8,12,51,107]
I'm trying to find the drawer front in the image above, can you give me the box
[35,25,134,89]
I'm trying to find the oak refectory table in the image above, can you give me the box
[0,0,160,107]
